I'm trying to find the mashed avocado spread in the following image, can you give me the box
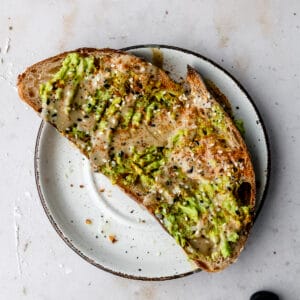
[39,53,253,262]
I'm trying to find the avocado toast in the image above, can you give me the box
[17,48,256,272]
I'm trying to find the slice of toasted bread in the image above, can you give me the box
[17,48,255,272]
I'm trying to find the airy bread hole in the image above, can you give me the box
[237,182,251,205]
[28,88,35,98]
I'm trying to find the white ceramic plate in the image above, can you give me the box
[35,45,270,280]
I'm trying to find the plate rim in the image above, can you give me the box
[34,44,271,281]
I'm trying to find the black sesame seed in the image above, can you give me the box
[187,166,194,173]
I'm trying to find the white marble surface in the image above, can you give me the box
[0,0,299,299]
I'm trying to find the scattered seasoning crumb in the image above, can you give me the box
[70,220,74,223]
[79,184,84,188]
[108,235,117,243]
[85,219,92,225]
[101,215,104,218]
[136,256,139,259]
[130,209,134,214]
[105,220,108,224]
[146,251,150,254]
[165,10,168,15]
[70,184,73,187]
[273,251,277,255]
[99,188,105,192]
[125,250,128,253]
[95,235,98,239]
[235,106,239,110]
[138,268,142,272]
[101,230,104,234]
[9,26,13,30]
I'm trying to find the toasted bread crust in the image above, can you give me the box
[187,66,256,206]
[18,48,128,112]
[17,48,256,272]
